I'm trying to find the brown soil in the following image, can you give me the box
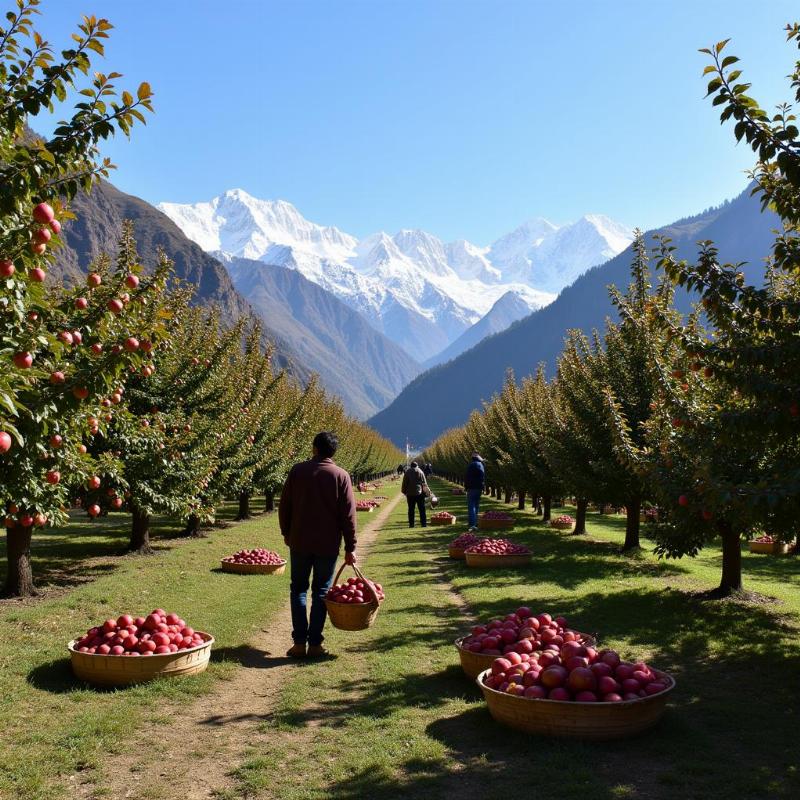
[70,492,404,800]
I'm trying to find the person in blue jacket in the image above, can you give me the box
[465,452,485,530]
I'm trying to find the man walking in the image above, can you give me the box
[401,460,429,528]
[279,431,357,659]
[465,452,485,531]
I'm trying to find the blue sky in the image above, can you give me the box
[35,0,798,244]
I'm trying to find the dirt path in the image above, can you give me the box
[71,492,404,800]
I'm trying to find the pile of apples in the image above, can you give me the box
[550,515,574,528]
[752,533,779,543]
[481,510,514,521]
[482,643,670,703]
[327,575,385,604]
[465,538,530,556]
[450,532,481,550]
[431,511,455,522]
[460,608,585,656]
[222,548,285,566]
[72,610,205,656]
[356,499,379,510]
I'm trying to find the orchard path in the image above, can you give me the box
[72,491,404,800]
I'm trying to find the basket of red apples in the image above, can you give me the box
[550,514,574,531]
[431,511,457,526]
[324,564,385,631]
[448,532,480,559]
[477,642,675,739]
[356,500,376,512]
[464,537,531,567]
[221,548,286,574]
[478,511,515,530]
[455,608,596,679]
[68,610,214,687]
[748,534,790,555]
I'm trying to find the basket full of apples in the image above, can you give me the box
[455,608,596,679]
[747,534,790,555]
[550,514,574,531]
[431,511,457,526]
[477,642,675,739]
[221,548,286,574]
[464,537,531,567]
[68,610,214,687]
[448,532,481,559]
[478,511,515,530]
[356,500,376,512]
[324,563,385,631]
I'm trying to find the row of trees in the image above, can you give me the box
[0,1,401,597]
[425,31,800,596]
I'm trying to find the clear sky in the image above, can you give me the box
[33,0,799,244]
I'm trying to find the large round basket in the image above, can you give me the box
[476,667,675,739]
[465,551,532,568]
[324,563,382,631]
[455,633,597,679]
[220,560,286,575]
[68,632,214,687]
[431,517,457,526]
[748,540,790,555]
[448,545,466,559]
[478,518,515,531]
[356,506,374,513]
[550,522,573,531]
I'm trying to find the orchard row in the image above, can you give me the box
[425,37,800,596]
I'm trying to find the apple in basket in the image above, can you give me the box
[72,610,205,655]
[464,538,530,556]
[327,576,385,604]
[483,645,670,702]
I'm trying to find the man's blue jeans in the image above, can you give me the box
[290,550,338,646]
[467,489,482,528]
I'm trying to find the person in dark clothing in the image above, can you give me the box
[397,463,406,475]
[401,460,429,528]
[465,453,486,530]
[423,462,433,477]
[279,431,357,659]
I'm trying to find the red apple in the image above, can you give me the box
[0,259,15,277]
[33,227,51,244]
[124,337,139,351]
[540,665,568,689]
[678,495,689,507]
[125,274,140,289]
[0,431,12,453]
[90,343,103,355]
[13,352,33,369]
[87,504,101,518]
[45,470,60,485]
[87,272,102,288]
[548,687,571,701]
[107,298,123,314]
[32,202,55,224]
[19,514,34,528]
[73,386,89,400]
[49,371,65,384]
[49,434,63,448]
[30,242,47,255]
[58,331,74,345]
[49,218,62,235]
[87,475,101,490]
[75,297,88,310]
[567,667,596,693]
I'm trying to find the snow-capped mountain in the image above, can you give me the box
[157,190,632,361]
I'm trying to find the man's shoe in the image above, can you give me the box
[286,643,306,659]
[307,644,330,658]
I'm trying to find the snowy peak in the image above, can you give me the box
[156,190,357,262]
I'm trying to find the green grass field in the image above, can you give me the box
[1,478,798,800]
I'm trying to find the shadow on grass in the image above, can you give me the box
[211,644,305,669]
[26,657,82,694]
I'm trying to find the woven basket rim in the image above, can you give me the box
[464,549,532,557]
[325,598,379,609]
[67,631,214,658]
[476,666,676,705]
[220,558,286,566]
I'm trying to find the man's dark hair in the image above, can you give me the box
[410,460,418,468]
[313,431,339,458]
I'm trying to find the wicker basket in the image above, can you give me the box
[478,518,515,531]
[220,560,286,575]
[476,667,675,739]
[550,522,573,531]
[68,632,214,687]
[748,540,790,555]
[455,633,597,679]
[448,545,466,559]
[356,506,374,513]
[465,551,532,568]
[324,563,382,631]
[431,517,457,526]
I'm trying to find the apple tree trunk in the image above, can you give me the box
[504,489,512,504]
[264,491,275,513]
[717,520,743,595]
[236,490,251,521]
[542,496,551,522]
[129,508,153,555]
[3,524,35,598]
[517,491,526,510]
[623,497,641,550]
[574,497,588,535]
[182,513,203,538]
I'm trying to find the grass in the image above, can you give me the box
[226,479,800,800]
[0,497,309,800]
